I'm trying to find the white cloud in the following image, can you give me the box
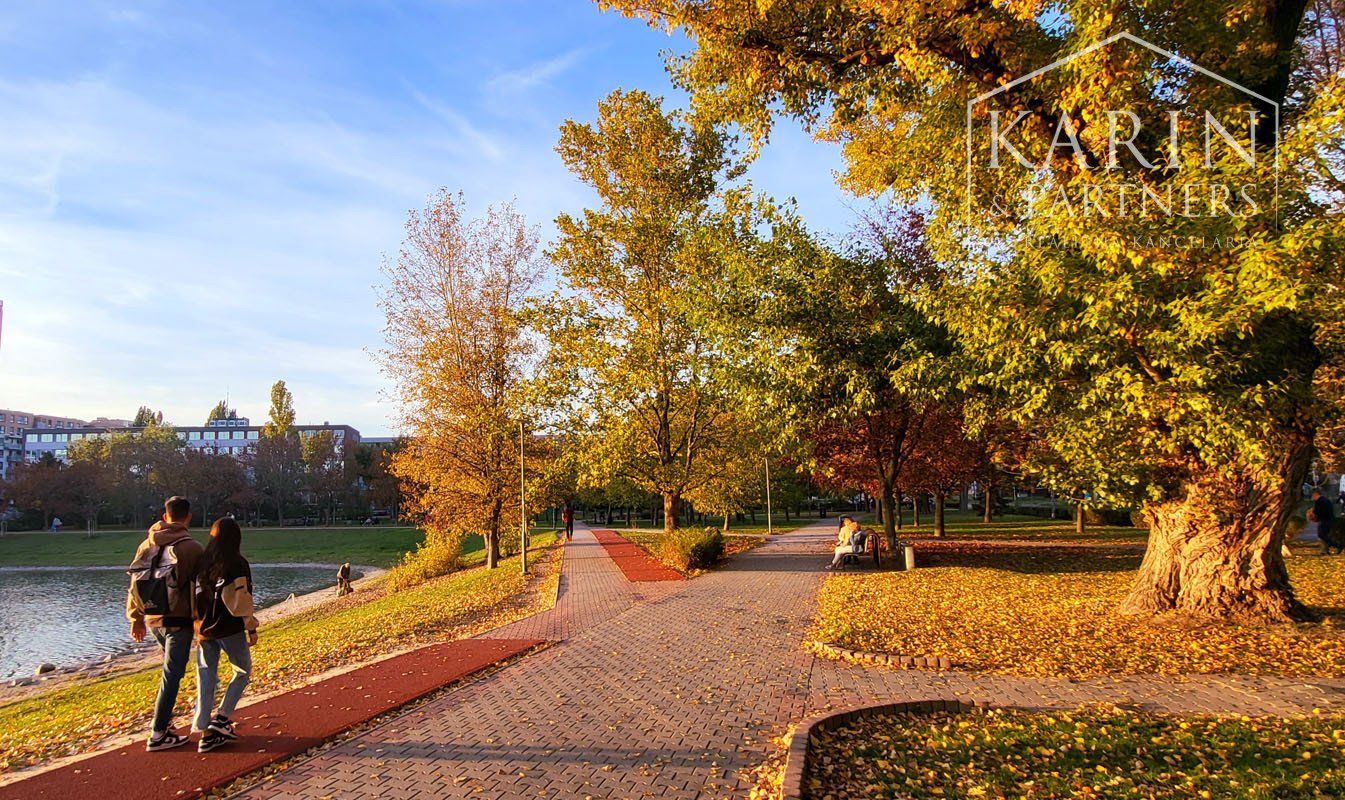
[485,47,592,94]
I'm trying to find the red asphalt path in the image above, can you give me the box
[589,529,684,582]
[0,637,542,800]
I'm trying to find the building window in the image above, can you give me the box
[247,431,259,440]
[189,431,202,441]
[40,433,53,442]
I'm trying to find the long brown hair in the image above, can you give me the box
[202,516,244,581]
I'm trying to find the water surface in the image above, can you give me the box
[0,565,339,678]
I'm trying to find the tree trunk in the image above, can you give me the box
[722,514,730,534]
[913,494,922,527]
[662,492,679,536]
[982,487,993,523]
[485,499,502,569]
[1119,451,1313,621]
[895,487,903,530]
[878,480,898,552]
[1075,503,1086,536]
[933,489,946,537]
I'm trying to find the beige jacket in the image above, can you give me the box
[126,521,204,629]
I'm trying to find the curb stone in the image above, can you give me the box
[780,700,989,800]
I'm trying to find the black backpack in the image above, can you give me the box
[128,542,182,618]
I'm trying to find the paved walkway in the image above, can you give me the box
[233,521,1345,800]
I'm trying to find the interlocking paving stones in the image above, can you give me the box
[237,522,1345,799]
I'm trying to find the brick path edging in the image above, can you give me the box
[781,700,987,800]
[806,639,952,671]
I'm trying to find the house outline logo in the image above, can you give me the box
[964,31,1280,227]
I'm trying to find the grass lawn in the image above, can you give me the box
[896,511,1148,543]
[0,533,561,772]
[0,526,431,568]
[813,539,1345,677]
[809,706,1345,799]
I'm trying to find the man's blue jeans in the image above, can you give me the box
[150,626,193,733]
[194,632,252,730]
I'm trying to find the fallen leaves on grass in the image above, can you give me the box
[0,536,562,773]
[813,542,1345,677]
[809,706,1345,799]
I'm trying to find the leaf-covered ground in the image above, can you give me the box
[809,707,1345,799]
[813,541,1345,677]
[0,534,562,772]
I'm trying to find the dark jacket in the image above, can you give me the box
[1313,496,1336,535]
[193,557,258,641]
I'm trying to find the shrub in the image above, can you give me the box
[658,527,726,572]
[386,525,463,591]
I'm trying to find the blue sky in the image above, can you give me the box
[0,1,858,436]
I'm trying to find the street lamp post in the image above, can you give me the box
[520,419,528,575]
[765,455,773,536]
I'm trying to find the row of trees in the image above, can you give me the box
[384,0,1345,624]
[0,383,402,531]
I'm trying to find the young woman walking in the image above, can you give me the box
[192,516,258,752]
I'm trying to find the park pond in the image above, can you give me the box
[0,565,340,678]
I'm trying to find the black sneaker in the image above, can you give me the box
[146,731,190,752]
[208,714,238,740]
[198,729,231,753]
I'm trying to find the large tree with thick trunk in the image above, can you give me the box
[604,0,1345,619]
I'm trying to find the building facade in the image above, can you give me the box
[0,409,89,479]
[21,416,361,463]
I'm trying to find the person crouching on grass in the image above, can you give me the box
[192,517,258,752]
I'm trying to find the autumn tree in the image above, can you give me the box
[302,430,348,524]
[900,406,984,537]
[695,209,948,550]
[254,380,303,524]
[205,400,238,425]
[132,406,165,427]
[379,191,543,570]
[607,0,1345,620]
[7,455,69,530]
[179,449,248,525]
[541,89,744,535]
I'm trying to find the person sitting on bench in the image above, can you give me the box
[826,516,865,569]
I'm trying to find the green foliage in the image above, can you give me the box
[262,380,296,439]
[540,89,748,530]
[205,399,237,425]
[130,406,164,427]
[656,526,726,572]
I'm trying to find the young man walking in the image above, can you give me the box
[127,496,204,751]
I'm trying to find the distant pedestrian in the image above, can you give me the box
[562,505,574,540]
[1311,489,1340,555]
[50,516,62,532]
[127,496,204,752]
[192,516,258,753]
[336,562,353,596]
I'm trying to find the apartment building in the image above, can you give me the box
[22,416,361,462]
[0,409,88,479]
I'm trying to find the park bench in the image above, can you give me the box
[837,529,882,569]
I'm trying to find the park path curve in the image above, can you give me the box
[235,521,1345,800]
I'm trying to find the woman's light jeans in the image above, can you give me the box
[194,631,252,730]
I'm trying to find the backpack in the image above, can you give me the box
[128,542,182,618]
